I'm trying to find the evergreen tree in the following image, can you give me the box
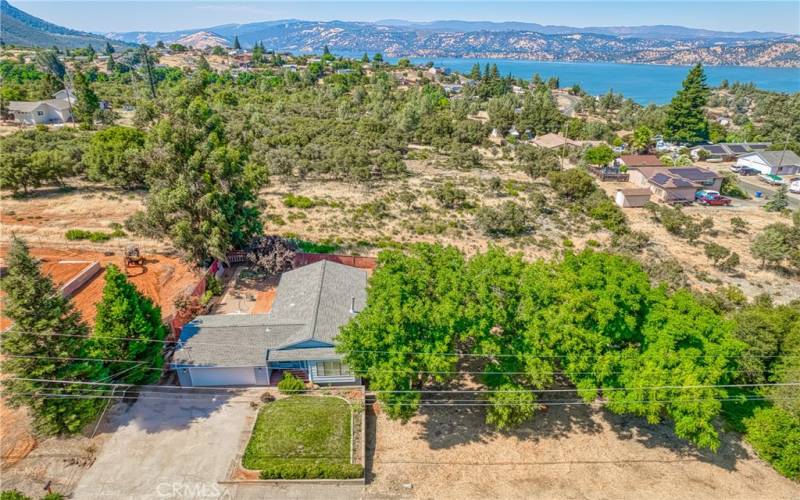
[197,54,212,72]
[361,52,369,63]
[140,44,157,99]
[72,71,99,129]
[665,63,710,143]
[106,55,116,73]
[0,236,108,435]
[469,62,481,80]
[764,184,790,212]
[91,265,166,384]
[516,88,565,136]
[36,50,66,81]
[233,35,241,50]
[105,41,115,55]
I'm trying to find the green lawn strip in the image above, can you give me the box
[242,396,351,471]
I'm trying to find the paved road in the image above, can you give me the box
[736,177,800,209]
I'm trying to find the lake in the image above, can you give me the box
[395,58,800,104]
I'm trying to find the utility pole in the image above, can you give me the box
[140,44,157,99]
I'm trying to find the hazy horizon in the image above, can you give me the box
[12,1,800,35]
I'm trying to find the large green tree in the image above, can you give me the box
[91,265,167,384]
[130,97,263,262]
[516,88,564,137]
[337,245,469,420]
[84,126,147,188]
[72,71,99,129]
[665,64,710,143]
[0,236,108,435]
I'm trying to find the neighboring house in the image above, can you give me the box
[735,151,800,176]
[53,88,77,103]
[628,166,722,203]
[531,133,579,150]
[172,260,366,387]
[441,83,463,94]
[690,142,771,162]
[7,99,72,125]
[615,188,651,208]
[617,154,664,168]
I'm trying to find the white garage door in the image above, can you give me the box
[189,367,256,386]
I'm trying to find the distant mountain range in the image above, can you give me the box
[2,0,798,68]
[0,0,127,50]
[107,19,800,67]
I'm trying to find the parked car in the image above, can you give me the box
[759,174,785,186]
[695,191,732,206]
[790,178,800,194]
[736,167,759,176]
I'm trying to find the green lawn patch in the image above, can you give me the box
[242,396,352,472]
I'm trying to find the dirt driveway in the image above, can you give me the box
[72,390,260,499]
[365,403,800,500]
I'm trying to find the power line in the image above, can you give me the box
[2,351,784,378]
[4,331,796,360]
[1,354,163,368]
[1,391,793,407]
[5,377,798,395]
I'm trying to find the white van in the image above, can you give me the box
[790,178,800,194]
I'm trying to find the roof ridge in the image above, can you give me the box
[308,260,327,340]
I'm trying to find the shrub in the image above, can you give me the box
[584,191,627,234]
[430,181,468,209]
[547,169,596,201]
[65,229,93,240]
[611,230,650,253]
[720,173,748,199]
[65,228,118,242]
[1,491,31,500]
[259,462,364,479]
[476,201,530,237]
[206,276,223,296]
[277,372,306,394]
[283,194,317,209]
[704,242,731,266]
[730,217,749,234]
[744,406,800,480]
[247,235,297,275]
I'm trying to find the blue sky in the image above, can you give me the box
[14,1,800,34]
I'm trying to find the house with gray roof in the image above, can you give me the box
[7,98,73,125]
[690,142,771,162]
[735,151,800,176]
[172,260,366,387]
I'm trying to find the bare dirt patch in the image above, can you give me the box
[211,265,279,315]
[366,403,800,499]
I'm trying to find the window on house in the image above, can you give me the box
[37,111,44,116]
[317,360,351,377]
[702,179,714,186]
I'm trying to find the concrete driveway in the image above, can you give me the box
[73,389,259,499]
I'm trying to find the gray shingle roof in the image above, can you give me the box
[753,151,800,167]
[266,260,367,348]
[173,260,367,367]
[8,99,71,112]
